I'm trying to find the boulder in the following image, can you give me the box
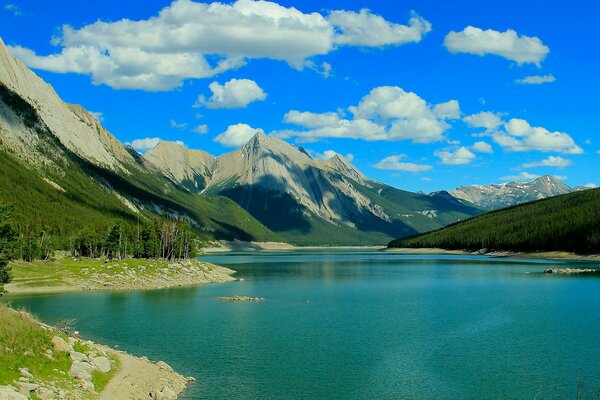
[91,356,111,373]
[0,385,28,400]
[69,351,89,362]
[156,361,174,372]
[17,368,32,379]
[16,382,38,394]
[51,336,72,353]
[69,361,94,381]
[160,386,177,400]
[35,388,57,400]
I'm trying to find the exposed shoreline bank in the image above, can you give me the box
[0,306,189,399]
[383,247,600,261]
[201,240,384,253]
[4,258,236,296]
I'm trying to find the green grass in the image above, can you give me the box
[0,305,72,386]
[91,354,120,392]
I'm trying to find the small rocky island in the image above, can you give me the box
[544,268,600,274]
[217,296,265,302]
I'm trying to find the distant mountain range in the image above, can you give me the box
[390,187,600,254]
[450,175,579,210]
[0,36,480,246]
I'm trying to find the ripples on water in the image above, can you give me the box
[8,251,600,399]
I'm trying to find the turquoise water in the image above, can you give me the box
[7,251,600,399]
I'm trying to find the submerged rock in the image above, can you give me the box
[217,296,265,302]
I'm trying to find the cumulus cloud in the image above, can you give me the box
[493,118,583,154]
[435,146,476,165]
[279,86,459,144]
[515,74,556,85]
[374,155,432,172]
[329,10,431,47]
[193,124,208,134]
[284,110,341,129]
[463,111,503,130]
[521,156,571,168]
[8,1,430,90]
[309,149,354,162]
[500,171,539,181]
[195,78,266,109]
[214,123,263,147]
[444,26,549,66]
[129,137,185,152]
[471,141,493,153]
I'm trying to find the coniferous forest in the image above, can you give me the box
[389,188,600,254]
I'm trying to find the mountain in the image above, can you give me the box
[0,36,277,243]
[389,187,600,254]
[144,135,482,245]
[0,35,481,246]
[450,175,574,210]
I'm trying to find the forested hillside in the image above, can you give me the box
[389,189,600,254]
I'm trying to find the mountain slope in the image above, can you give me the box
[0,37,278,243]
[146,133,482,245]
[451,175,573,210]
[389,188,600,253]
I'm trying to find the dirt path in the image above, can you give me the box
[100,347,188,400]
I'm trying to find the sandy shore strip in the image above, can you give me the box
[202,240,384,253]
[5,258,236,296]
[383,247,600,261]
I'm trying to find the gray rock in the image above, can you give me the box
[16,382,38,393]
[17,368,32,379]
[156,361,174,372]
[66,337,77,345]
[0,385,28,400]
[160,386,177,400]
[91,356,111,373]
[51,336,72,353]
[79,380,94,392]
[69,351,89,362]
[68,361,94,381]
[35,387,57,400]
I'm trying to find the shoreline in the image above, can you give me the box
[4,258,236,296]
[383,247,600,261]
[201,240,384,253]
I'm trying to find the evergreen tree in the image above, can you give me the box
[0,204,17,293]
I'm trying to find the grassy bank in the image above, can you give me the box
[5,257,236,294]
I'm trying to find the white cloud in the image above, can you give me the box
[193,124,208,134]
[88,111,104,122]
[471,141,493,153]
[309,149,354,162]
[214,123,263,147]
[195,78,266,109]
[435,146,476,165]
[463,111,503,130]
[494,118,583,154]
[516,74,556,85]
[433,100,461,120]
[521,156,571,168]
[284,110,341,129]
[501,171,539,181]
[444,26,549,66]
[8,1,430,90]
[4,4,26,16]
[170,119,189,130]
[279,86,458,144]
[374,155,432,172]
[129,137,185,152]
[329,9,431,47]
[583,183,598,189]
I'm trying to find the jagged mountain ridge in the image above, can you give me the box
[144,135,482,244]
[451,175,574,210]
[0,34,480,245]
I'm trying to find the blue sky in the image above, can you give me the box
[1,0,599,192]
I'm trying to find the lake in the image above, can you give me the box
[7,250,600,399]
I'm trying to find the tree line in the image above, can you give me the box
[0,202,200,292]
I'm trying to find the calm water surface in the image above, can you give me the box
[7,251,600,399]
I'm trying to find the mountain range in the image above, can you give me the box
[450,175,577,210]
[0,36,481,246]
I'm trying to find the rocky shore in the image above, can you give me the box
[0,307,189,399]
[5,258,236,295]
[217,296,265,302]
[543,268,600,274]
